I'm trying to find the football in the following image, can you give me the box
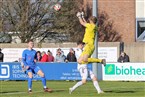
[54,4,61,11]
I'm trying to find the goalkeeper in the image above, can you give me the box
[76,12,106,65]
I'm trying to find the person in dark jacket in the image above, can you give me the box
[66,48,77,62]
[0,48,4,62]
[118,51,130,63]
[36,51,42,62]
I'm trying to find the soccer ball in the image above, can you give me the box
[54,4,61,11]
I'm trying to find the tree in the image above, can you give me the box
[53,0,122,42]
[1,0,121,43]
[98,11,122,42]
[0,32,12,43]
[84,3,122,42]
[1,0,57,43]
[52,0,85,42]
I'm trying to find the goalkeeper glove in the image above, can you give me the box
[76,12,81,18]
[81,12,84,18]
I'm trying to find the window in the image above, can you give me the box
[136,19,145,41]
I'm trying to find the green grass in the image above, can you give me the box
[0,81,145,97]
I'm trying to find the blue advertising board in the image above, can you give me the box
[0,62,92,80]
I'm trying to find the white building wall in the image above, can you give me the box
[136,0,145,18]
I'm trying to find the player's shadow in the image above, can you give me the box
[105,90,135,93]
[0,91,20,94]
[53,89,65,92]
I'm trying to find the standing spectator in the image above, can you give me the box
[47,50,54,62]
[61,51,67,62]
[40,51,48,62]
[0,48,4,62]
[57,48,62,53]
[36,51,42,62]
[55,50,65,62]
[67,48,77,62]
[118,51,130,63]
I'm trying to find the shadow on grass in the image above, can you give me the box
[105,90,135,93]
[53,89,65,93]
[0,91,20,94]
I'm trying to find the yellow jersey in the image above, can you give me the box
[83,23,97,44]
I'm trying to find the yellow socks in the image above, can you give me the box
[88,58,102,63]
[79,58,102,64]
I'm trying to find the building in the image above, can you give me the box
[83,0,145,43]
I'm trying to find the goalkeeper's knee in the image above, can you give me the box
[78,60,88,64]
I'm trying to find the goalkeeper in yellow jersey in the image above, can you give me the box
[76,12,106,65]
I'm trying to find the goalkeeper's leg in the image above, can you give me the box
[88,58,102,63]
[78,55,106,66]
[78,54,89,64]
[88,58,106,66]
[78,43,94,64]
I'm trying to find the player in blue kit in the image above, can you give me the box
[22,40,52,93]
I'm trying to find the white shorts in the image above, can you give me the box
[78,67,95,80]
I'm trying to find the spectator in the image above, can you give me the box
[47,50,54,62]
[0,48,4,62]
[66,48,77,62]
[61,51,67,62]
[40,51,48,62]
[56,48,67,61]
[57,48,61,52]
[55,50,66,62]
[118,51,130,63]
[36,51,42,62]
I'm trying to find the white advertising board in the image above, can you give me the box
[103,63,145,81]
[2,47,117,62]
[98,47,117,62]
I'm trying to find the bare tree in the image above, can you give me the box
[1,0,58,43]
[52,0,85,42]
[84,4,122,42]
[0,0,3,32]
[53,0,122,42]
[1,0,121,43]
[98,11,122,42]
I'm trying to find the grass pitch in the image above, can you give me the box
[0,81,145,97]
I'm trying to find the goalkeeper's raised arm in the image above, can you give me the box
[76,12,87,27]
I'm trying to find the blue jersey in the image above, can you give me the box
[22,49,37,68]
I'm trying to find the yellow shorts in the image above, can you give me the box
[80,44,95,57]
